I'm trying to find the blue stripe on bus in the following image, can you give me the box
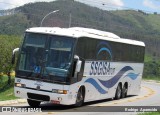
[124,72,139,80]
[85,78,107,94]
[85,66,139,94]
[98,66,134,88]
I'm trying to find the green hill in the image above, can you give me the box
[0,0,160,59]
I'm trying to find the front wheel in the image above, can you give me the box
[27,99,41,107]
[115,84,122,100]
[75,88,84,107]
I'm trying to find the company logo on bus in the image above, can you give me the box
[90,41,115,76]
[96,41,112,60]
[90,61,115,76]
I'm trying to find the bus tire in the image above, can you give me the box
[115,84,122,100]
[75,87,84,107]
[27,99,41,107]
[122,84,128,98]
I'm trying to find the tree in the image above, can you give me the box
[0,35,21,83]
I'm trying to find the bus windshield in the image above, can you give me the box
[18,33,75,82]
[44,35,74,77]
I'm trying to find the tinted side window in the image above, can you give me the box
[76,37,113,60]
[76,37,85,58]
[76,37,145,62]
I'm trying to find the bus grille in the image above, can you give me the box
[27,93,50,101]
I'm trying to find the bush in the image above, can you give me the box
[0,35,21,74]
[143,60,160,79]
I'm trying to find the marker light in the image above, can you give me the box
[15,83,25,88]
[52,89,68,94]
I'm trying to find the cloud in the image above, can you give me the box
[143,0,160,10]
[88,0,124,7]
[104,0,124,7]
[0,0,54,9]
[0,0,124,10]
[76,0,124,10]
[102,0,124,9]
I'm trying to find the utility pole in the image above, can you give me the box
[69,0,74,27]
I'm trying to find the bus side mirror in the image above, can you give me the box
[74,55,82,73]
[12,48,19,65]
[75,60,82,72]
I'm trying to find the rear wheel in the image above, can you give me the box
[122,85,128,98]
[75,88,84,107]
[115,84,122,100]
[27,99,41,107]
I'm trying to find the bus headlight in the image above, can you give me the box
[52,89,67,94]
[15,83,26,88]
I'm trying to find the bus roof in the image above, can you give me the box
[26,27,145,47]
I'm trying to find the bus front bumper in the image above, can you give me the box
[14,86,77,105]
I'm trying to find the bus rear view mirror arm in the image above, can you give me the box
[12,48,19,65]
[74,55,79,61]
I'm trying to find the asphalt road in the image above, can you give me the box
[1,81,160,115]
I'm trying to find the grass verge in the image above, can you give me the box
[0,76,18,101]
[139,112,160,115]
[142,76,160,82]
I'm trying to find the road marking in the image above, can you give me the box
[32,112,50,115]
[34,112,56,115]
[48,112,55,114]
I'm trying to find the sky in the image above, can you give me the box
[0,0,160,13]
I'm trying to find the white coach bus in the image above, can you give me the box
[12,27,145,107]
